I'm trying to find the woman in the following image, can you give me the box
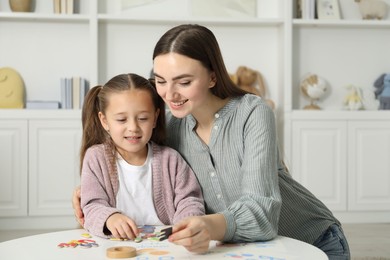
[74,24,350,259]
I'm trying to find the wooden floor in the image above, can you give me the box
[342,223,390,260]
[0,223,389,259]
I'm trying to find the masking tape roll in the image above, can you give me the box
[106,246,136,258]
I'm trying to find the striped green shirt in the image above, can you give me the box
[166,94,339,244]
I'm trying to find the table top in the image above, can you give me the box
[0,228,328,260]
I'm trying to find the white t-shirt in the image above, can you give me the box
[116,143,163,226]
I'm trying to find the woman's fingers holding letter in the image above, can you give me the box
[169,216,211,253]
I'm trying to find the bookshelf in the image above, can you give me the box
[285,0,390,223]
[0,0,389,228]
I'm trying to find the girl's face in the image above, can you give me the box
[99,89,159,164]
[153,53,216,118]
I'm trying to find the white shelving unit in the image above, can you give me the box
[0,0,283,103]
[0,0,389,228]
[284,0,390,223]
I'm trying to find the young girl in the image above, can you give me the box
[80,73,205,239]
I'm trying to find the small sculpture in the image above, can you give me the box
[374,73,390,110]
[355,0,388,20]
[300,73,328,110]
[343,84,364,110]
[361,87,380,110]
[232,66,275,109]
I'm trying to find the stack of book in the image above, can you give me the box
[26,100,61,109]
[60,77,90,109]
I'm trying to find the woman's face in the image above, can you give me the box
[153,53,216,118]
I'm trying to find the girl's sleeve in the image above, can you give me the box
[81,148,119,238]
[222,103,282,242]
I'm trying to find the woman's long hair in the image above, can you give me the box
[153,24,248,99]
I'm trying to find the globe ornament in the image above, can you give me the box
[300,73,328,110]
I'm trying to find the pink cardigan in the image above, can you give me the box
[81,142,205,238]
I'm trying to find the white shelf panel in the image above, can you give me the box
[290,110,390,120]
[0,12,90,22]
[97,14,284,26]
[293,19,390,28]
[0,109,81,119]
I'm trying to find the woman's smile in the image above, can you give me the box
[169,99,188,109]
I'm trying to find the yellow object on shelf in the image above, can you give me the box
[0,67,25,109]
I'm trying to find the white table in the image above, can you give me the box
[0,229,328,260]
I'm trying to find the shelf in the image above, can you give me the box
[289,110,390,120]
[291,17,390,111]
[0,109,81,119]
[0,12,90,22]
[293,19,390,28]
[1,0,388,113]
[1,0,389,226]
[97,14,284,26]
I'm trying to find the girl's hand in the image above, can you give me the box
[106,213,139,240]
[169,216,212,253]
[72,186,84,227]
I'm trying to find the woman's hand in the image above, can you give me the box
[72,186,84,227]
[169,214,226,253]
[106,213,139,240]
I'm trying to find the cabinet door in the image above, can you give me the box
[0,120,28,216]
[28,120,81,216]
[292,120,347,211]
[348,121,390,211]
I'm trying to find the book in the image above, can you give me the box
[60,76,89,109]
[80,78,90,108]
[296,0,302,19]
[26,101,60,109]
[66,0,74,14]
[300,0,316,19]
[53,0,61,14]
[66,78,73,109]
[60,77,67,109]
[60,0,67,14]
[72,76,81,109]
